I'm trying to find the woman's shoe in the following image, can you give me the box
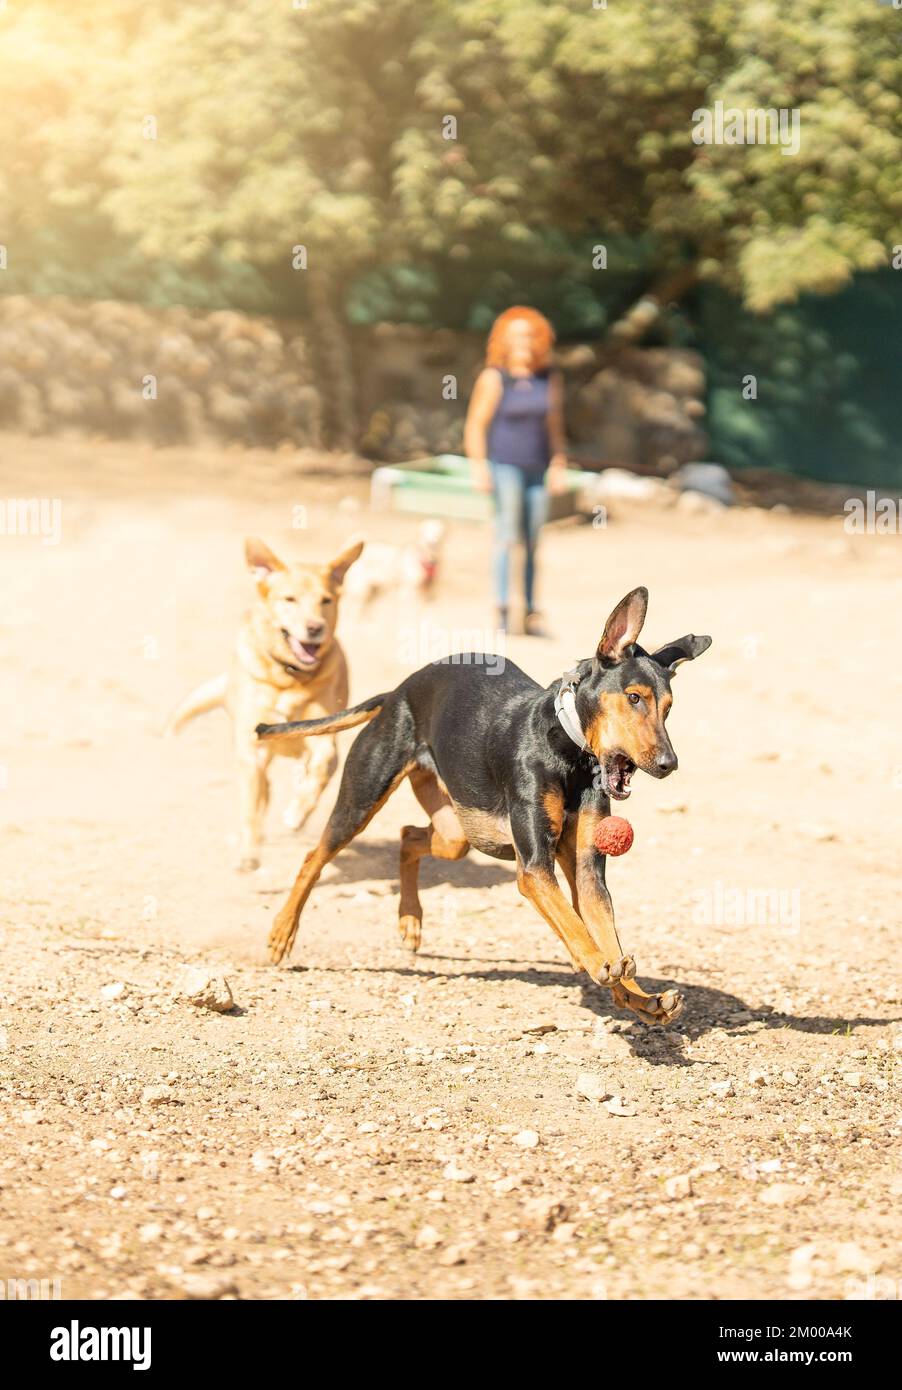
[524,609,549,638]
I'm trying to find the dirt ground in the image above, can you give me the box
[1,433,900,1302]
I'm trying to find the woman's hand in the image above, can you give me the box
[547,454,568,496]
[471,460,493,494]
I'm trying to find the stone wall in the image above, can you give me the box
[0,296,322,449]
[0,295,707,471]
[355,328,707,473]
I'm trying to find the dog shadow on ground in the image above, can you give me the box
[265,835,515,892]
[304,954,899,1069]
[267,839,899,1066]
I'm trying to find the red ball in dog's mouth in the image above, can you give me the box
[594,815,634,856]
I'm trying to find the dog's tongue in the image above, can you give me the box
[287,635,319,665]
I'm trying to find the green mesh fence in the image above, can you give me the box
[699,272,902,489]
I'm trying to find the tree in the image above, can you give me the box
[2,0,899,439]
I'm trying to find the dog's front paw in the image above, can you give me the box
[268,913,295,964]
[611,979,683,1026]
[398,914,422,953]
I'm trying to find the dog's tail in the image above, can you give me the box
[256,692,386,743]
[165,673,228,736]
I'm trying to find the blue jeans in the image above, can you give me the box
[491,463,548,611]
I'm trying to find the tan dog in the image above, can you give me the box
[167,536,364,870]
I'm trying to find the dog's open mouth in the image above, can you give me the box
[283,631,322,667]
[603,753,636,801]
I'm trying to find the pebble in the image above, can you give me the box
[604,1096,637,1117]
[576,1074,611,1103]
[512,1130,540,1149]
[442,1163,475,1183]
[759,1182,807,1207]
[413,1225,443,1250]
[591,1030,633,1060]
[551,1223,577,1243]
[141,1085,181,1107]
[709,1078,735,1097]
[664,1174,693,1200]
[170,1273,239,1300]
[175,967,235,1014]
[522,1196,568,1232]
[749,1069,767,1087]
[100,982,127,1002]
[843,1072,863,1088]
[787,1243,818,1291]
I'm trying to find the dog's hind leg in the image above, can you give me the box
[268,705,415,964]
[398,826,431,952]
[398,769,470,951]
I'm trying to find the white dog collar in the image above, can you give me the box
[553,667,588,752]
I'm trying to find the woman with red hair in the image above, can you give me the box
[464,307,568,635]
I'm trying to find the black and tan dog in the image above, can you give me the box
[257,587,711,1024]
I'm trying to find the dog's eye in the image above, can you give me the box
[283,596,297,604]
[321,596,333,606]
[627,692,641,706]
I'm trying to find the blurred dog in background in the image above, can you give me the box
[166,536,363,870]
[342,518,445,616]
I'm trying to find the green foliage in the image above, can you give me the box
[2,0,900,317]
[2,0,901,477]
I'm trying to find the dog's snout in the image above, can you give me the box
[655,749,678,776]
[306,621,326,638]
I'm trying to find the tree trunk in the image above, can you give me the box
[605,265,699,347]
[307,271,357,451]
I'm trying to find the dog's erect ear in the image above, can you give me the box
[326,538,364,588]
[597,587,648,664]
[245,537,285,583]
[650,634,712,674]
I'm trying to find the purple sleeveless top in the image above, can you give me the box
[486,368,552,478]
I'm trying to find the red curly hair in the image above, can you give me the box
[485,306,555,372]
